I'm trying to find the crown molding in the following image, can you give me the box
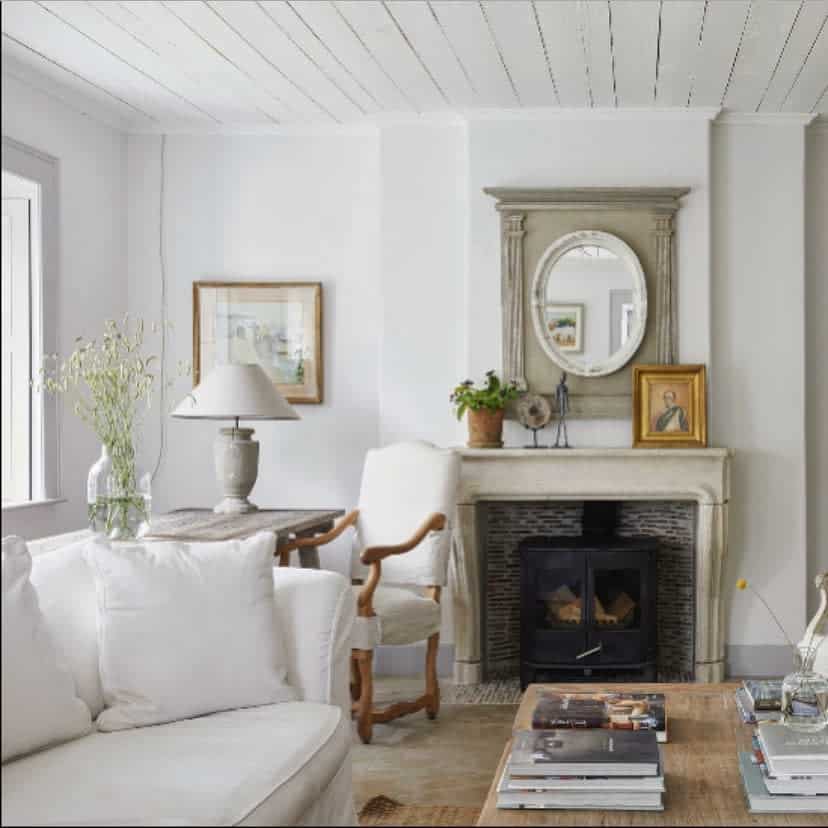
[460,106,721,123]
[714,111,817,127]
[130,122,380,138]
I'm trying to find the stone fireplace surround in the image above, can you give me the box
[449,448,732,685]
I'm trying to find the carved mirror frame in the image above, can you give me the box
[530,230,648,378]
[485,187,689,417]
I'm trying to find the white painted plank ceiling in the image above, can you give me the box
[2,0,826,131]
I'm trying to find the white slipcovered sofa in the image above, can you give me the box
[1,532,357,826]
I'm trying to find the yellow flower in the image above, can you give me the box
[736,578,748,590]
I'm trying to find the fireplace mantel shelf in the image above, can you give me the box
[449,446,733,685]
[456,447,733,458]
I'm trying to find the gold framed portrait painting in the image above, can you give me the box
[632,364,707,448]
[193,281,322,404]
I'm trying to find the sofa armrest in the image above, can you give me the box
[271,567,354,717]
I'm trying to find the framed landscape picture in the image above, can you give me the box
[632,364,707,448]
[544,303,584,352]
[193,281,322,404]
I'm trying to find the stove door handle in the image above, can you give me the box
[575,643,603,660]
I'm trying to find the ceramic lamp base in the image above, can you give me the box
[213,496,258,514]
[214,427,260,514]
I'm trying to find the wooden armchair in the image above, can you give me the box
[281,442,460,744]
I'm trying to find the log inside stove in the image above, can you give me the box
[544,587,637,626]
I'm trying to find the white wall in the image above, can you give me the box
[711,119,808,654]
[1,73,126,540]
[126,131,381,575]
[805,123,828,619]
[378,122,467,450]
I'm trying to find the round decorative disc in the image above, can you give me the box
[517,394,552,430]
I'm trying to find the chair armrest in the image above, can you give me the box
[355,513,447,618]
[278,509,359,566]
[271,568,355,717]
[359,512,447,565]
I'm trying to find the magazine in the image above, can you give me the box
[743,680,783,712]
[532,691,667,743]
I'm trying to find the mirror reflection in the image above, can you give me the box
[532,232,647,377]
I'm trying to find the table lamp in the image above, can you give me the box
[172,363,299,514]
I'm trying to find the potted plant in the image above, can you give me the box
[451,370,520,448]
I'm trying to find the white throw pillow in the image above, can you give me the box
[2,536,92,762]
[85,531,296,732]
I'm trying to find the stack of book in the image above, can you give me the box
[497,691,666,811]
[735,679,783,724]
[739,720,828,814]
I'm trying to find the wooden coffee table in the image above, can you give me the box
[477,683,825,826]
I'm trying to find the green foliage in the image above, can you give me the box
[38,315,188,496]
[449,370,520,421]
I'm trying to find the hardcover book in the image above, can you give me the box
[532,691,668,743]
[496,767,664,811]
[739,752,828,814]
[510,728,660,777]
[757,721,828,778]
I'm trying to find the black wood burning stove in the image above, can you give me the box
[519,507,658,688]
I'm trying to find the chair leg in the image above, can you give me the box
[354,648,374,744]
[350,652,362,703]
[425,632,440,720]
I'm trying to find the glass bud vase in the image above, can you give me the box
[104,468,152,541]
[87,445,113,534]
[781,645,828,732]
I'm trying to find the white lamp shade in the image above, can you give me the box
[172,364,300,421]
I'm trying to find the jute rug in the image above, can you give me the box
[359,795,480,826]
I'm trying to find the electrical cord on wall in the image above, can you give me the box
[151,133,167,483]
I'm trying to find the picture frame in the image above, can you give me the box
[193,281,322,404]
[632,364,707,448]
[544,303,584,353]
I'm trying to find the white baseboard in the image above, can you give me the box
[726,645,792,678]
[373,643,793,681]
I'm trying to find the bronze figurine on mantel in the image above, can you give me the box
[552,373,571,448]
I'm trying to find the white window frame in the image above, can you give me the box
[2,136,60,509]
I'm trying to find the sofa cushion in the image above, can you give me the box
[29,535,105,717]
[1,537,92,762]
[0,701,349,826]
[85,532,295,732]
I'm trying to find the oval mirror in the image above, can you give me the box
[530,230,647,377]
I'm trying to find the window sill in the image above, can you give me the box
[1,497,67,513]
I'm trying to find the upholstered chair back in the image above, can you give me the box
[351,442,459,587]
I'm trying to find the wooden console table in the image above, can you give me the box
[477,682,823,826]
[145,508,345,568]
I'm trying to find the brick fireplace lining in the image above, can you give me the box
[483,500,696,681]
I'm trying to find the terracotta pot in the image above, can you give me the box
[467,408,504,448]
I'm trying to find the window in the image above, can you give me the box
[2,138,59,508]
[2,171,37,503]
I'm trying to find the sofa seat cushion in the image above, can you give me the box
[0,702,349,827]
[351,585,441,647]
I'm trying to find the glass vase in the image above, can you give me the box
[781,645,828,732]
[104,468,152,541]
[87,445,113,534]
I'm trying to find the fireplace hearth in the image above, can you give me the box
[519,532,658,688]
